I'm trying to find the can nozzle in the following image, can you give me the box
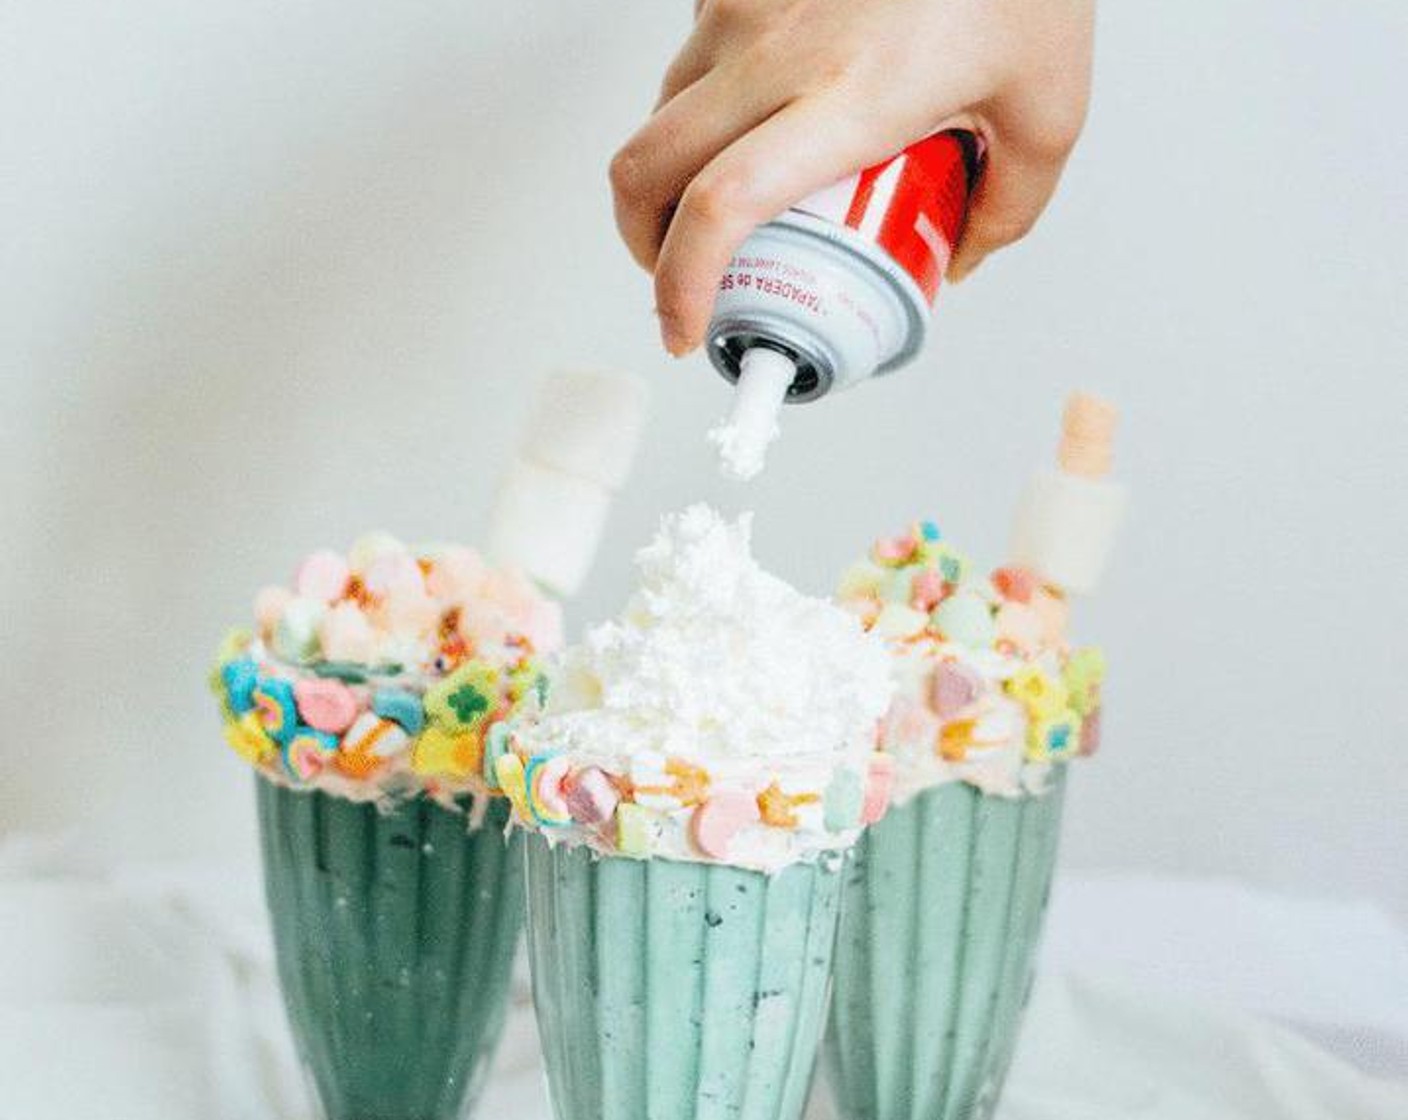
[708,347,797,480]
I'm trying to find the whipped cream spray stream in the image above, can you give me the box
[706,131,979,479]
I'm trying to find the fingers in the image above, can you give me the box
[946,139,1069,282]
[653,96,894,355]
[611,62,792,273]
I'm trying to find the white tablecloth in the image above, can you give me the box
[2,835,1405,1120]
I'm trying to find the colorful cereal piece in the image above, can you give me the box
[822,768,864,832]
[283,729,338,782]
[293,677,359,734]
[348,531,405,574]
[756,782,819,829]
[910,568,947,612]
[931,592,996,649]
[564,767,619,824]
[940,719,975,762]
[861,754,895,825]
[994,602,1043,654]
[273,597,325,662]
[224,712,276,765]
[253,586,292,640]
[342,711,410,759]
[252,678,299,746]
[615,803,653,858]
[411,726,480,779]
[494,753,532,821]
[1006,667,1069,720]
[482,723,511,790]
[1063,647,1107,716]
[373,689,425,734]
[917,520,941,542]
[293,550,350,603]
[527,755,573,826]
[872,602,929,640]
[837,560,886,599]
[691,791,761,860]
[425,662,500,732]
[1027,710,1081,762]
[991,566,1038,604]
[220,658,260,716]
[873,534,918,566]
[317,603,376,664]
[930,661,983,719]
[1078,706,1103,757]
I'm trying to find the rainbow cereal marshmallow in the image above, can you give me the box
[211,534,562,811]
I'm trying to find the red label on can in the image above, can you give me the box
[792,132,974,306]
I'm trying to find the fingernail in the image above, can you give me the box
[657,311,694,357]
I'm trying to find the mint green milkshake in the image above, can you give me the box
[212,533,564,1120]
[501,507,895,1120]
[822,511,1110,1120]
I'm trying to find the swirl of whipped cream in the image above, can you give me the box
[504,505,894,874]
[839,521,1106,804]
[210,533,562,814]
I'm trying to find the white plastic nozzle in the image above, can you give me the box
[708,347,797,481]
[488,372,648,597]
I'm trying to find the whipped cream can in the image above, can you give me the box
[707,131,978,401]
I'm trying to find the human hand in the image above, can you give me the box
[610,0,1095,355]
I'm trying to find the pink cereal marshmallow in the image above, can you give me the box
[564,768,620,824]
[293,678,360,734]
[690,791,761,861]
[861,755,895,825]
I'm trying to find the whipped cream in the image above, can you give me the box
[504,505,894,873]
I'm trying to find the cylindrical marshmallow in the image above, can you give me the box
[517,372,648,489]
[487,459,613,597]
[1009,469,1128,595]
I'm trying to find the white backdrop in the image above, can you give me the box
[2,1,1405,922]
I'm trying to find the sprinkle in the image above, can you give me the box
[373,689,425,734]
[691,791,761,860]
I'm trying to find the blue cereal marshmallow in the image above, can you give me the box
[373,689,425,735]
[220,658,260,716]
